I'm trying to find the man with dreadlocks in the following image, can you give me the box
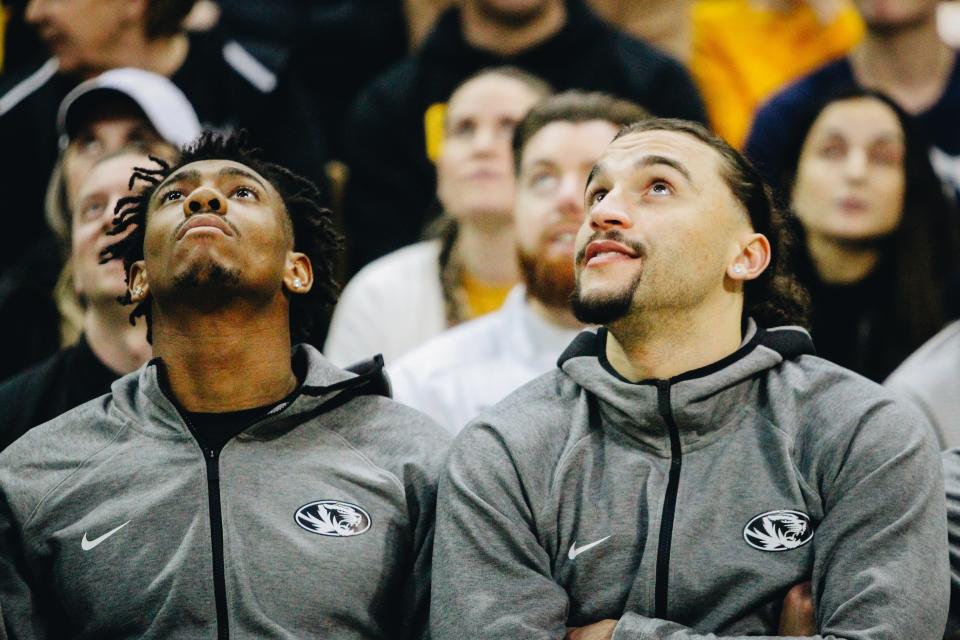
[0,132,449,639]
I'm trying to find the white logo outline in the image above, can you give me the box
[81,520,131,551]
[567,535,611,560]
[743,509,813,552]
[295,500,372,537]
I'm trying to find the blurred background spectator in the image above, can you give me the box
[0,68,200,380]
[0,147,172,449]
[325,68,548,366]
[691,0,864,148]
[0,0,328,278]
[746,0,960,201]
[783,89,959,382]
[340,0,706,272]
[389,91,647,433]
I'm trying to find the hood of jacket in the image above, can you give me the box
[556,321,815,454]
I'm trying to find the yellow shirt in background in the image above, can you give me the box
[461,271,512,320]
[0,4,8,73]
[691,0,864,148]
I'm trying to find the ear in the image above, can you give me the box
[128,260,150,302]
[727,233,771,282]
[283,252,314,294]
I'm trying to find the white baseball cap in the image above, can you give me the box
[57,67,202,150]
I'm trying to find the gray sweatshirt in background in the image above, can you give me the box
[0,344,451,639]
[431,323,949,639]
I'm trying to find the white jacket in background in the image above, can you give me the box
[390,286,580,434]
[325,241,445,367]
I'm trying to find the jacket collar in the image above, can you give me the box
[557,322,815,453]
[109,344,387,441]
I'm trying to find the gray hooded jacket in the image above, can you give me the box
[431,324,948,639]
[0,344,450,639]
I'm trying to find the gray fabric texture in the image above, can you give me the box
[431,324,949,639]
[942,449,960,637]
[0,344,450,639]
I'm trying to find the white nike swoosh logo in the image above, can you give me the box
[81,520,131,551]
[568,535,611,560]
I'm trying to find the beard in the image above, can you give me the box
[517,244,576,310]
[173,258,241,292]
[571,269,644,325]
[571,230,646,325]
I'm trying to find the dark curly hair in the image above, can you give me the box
[100,130,342,344]
[612,118,811,328]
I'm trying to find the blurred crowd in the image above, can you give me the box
[0,0,960,639]
[0,0,959,433]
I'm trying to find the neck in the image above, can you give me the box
[604,297,744,382]
[461,0,566,56]
[83,302,151,375]
[150,298,297,412]
[456,219,519,285]
[528,295,582,330]
[805,231,880,284]
[88,32,189,78]
[850,16,953,113]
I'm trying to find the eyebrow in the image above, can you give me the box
[217,166,268,190]
[154,168,200,195]
[585,163,605,190]
[154,166,268,196]
[634,154,693,184]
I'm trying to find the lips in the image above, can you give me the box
[583,239,640,266]
[176,215,234,240]
[837,196,869,213]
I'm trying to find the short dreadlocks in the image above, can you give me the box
[101,130,342,344]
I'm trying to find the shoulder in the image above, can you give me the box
[0,392,126,523]
[0,58,61,119]
[327,393,452,485]
[768,355,938,471]
[347,55,425,122]
[335,241,442,312]
[449,368,585,477]
[344,241,441,294]
[886,321,960,392]
[606,27,693,82]
[0,349,69,449]
[757,58,852,116]
[184,33,279,95]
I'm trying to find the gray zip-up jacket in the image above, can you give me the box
[0,344,450,639]
[431,324,949,639]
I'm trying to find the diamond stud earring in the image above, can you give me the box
[134,286,144,297]
[293,278,303,289]
[733,265,745,275]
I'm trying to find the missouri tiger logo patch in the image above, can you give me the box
[743,510,813,552]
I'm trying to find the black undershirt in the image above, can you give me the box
[183,404,279,454]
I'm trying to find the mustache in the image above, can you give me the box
[173,215,241,240]
[575,230,647,265]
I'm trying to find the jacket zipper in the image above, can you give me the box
[182,416,230,640]
[654,380,683,619]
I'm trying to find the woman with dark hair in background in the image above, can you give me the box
[783,88,959,381]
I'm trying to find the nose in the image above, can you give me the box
[183,186,227,216]
[557,175,584,219]
[588,190,632,231]
[471,124,500,155]
[843,148,868,183]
